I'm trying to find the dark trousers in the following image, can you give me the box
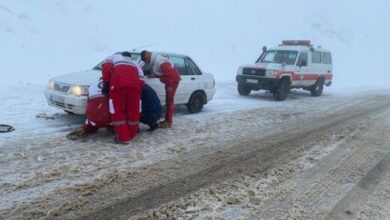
[140,110,162,127]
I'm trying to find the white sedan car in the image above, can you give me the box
[44,52,216,115]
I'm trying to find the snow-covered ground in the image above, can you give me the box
[1,81,390,219]
[1,1,390,219]
[0,79,383,146]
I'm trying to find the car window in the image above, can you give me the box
[322,52,331,64]
[312,51,321,63]
[169,56,189,75]
[186,58,202,75]
[296,52,308,67]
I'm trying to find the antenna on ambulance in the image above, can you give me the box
[132,42,160,51]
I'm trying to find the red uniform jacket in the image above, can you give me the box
[102,53,144,90]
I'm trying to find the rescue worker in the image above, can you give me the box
[66,81,161,140]
[66,80,112,139]
[140,50,181,128]
[101,52,144,144]
[141,84,162,131]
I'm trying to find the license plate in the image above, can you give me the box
[50,94,65,103]
[246,79,258,84]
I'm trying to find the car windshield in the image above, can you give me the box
[92,53,141,70]
[258,50,298,65]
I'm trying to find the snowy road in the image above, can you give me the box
[1,83,390,219]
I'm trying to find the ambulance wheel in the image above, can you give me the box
[311,78,324,97]
[274,78,290,101]
[238,84,251,96]
[187,92,204,113]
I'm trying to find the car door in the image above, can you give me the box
[295,51,309,86]
[308,51,323,86]
[168,55,200,104]
[143,62,165,105]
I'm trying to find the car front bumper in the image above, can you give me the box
[44,89,87,115]
[236,75,279,91]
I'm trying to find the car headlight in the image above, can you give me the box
[265,70,279,77]
[237,67,243,75]
[69,85,89,96]
[47,80,55,90]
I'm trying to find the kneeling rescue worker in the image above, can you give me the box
[101,52,144,144]
[140,50,181,128]
[66,80,112,140]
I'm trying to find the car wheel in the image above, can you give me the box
[274,78,290,101]
[311,78,324,97]
[238,84,251,96]
[187,92,205,113]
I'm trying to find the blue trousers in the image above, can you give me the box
[140,110,162,127]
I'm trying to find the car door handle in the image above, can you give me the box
[191,77,196,80]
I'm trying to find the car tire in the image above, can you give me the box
[274,78,290,101]
[238,84,251,96]
[311,78,324,97]
[187,92,205,113]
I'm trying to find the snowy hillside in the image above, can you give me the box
[1,0,389,86]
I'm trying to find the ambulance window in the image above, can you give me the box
[296,52,308,67]
[169,56,189,75]
[312,51,321,63]
[322,52,332,64]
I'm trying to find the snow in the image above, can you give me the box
[1,0,389,86]
[0,79,386,147]
[1,1,390,218]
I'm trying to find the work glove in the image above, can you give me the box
[102,82,110,96]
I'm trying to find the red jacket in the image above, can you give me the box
[151,54,181,85]
[102,53,143,90]
[86,82,110,128]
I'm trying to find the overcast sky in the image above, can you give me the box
[1,0,389,86]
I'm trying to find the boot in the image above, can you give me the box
[114,137,130,145]
[159,120,172,128]
[147,122,159,131]
[66,127,87,140]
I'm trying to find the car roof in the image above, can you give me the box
[125,50,188,58]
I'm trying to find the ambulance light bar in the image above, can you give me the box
[282,40,311,46]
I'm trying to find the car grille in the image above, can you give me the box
[54,83,70,93]
[243,68,265,76]
[52,100,65,108]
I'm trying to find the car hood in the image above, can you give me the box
[241,63,286,70]
[51,69,101,86]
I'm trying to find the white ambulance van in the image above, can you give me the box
[236,40,333,100]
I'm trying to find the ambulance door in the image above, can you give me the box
[295,51,309,86]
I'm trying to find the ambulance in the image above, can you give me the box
[236,40,333,100]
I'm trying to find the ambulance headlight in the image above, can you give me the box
[47,80,55,90]
[69,85,89,96]
[265,70,279,77]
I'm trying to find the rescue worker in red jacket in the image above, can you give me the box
[101,52,144,144]
[66,80,112,139]
[66,81,162,140]
[140,50,181,128]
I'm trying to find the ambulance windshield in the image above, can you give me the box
[259,50,298,65]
